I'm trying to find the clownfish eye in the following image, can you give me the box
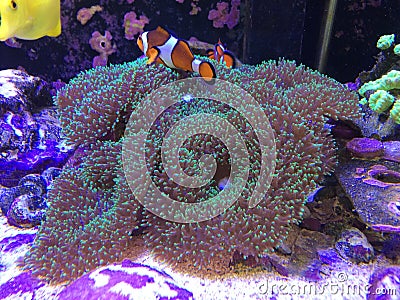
[9,0,17,9]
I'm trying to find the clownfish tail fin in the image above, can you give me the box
[199,61,216,84]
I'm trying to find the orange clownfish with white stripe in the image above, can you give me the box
[206,39,236,69]
[137,26,216,83]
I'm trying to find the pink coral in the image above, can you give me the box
[176,0,201,15]
[77,5,103,25]
[189,0,201,15]
[208,0,240,29]
[89,31,117,67]
[123,11,149,40]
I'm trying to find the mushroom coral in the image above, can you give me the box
[24,58,360,283]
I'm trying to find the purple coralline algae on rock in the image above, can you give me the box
[336,159,400,234]
[0,271,45,299]
[0,142,71,188]
[0,171,62,227]
[367,266,400,300]
[346,138,400,162]
[0,233,35,252]
[0,218,48,300]
[58,259,193,300]
[335,227,374,263]
[383,141,400,163]
[0,69,73,188]
[346,137,384,159]
[317,248,347,266]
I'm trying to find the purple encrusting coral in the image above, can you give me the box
[123,11,149,40]
[0,233,36,252]
[346,137,384,159]
[0,146,71,188]
[317,248,346,265]
[58,259,193,300]
[0,271,45,299]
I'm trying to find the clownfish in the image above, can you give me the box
[0,0,61,41]
[206,39,236,69]
[137,26,216,83]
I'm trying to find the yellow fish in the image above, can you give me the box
[0,0,61,41]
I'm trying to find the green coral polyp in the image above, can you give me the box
[358,70,400,123]
[368,90,396,113]
[390,100,400,123]
[359,70,400,96]
[394,44,400,56]
[376,34,395,50]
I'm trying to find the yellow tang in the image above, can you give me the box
[0,0,61,41]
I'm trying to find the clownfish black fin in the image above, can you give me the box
[146,47,161,65]
[199,61,216,84]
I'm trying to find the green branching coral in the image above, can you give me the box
[367,90,396,113]
[25,58,360,283]
[359,70,400,95]
[358,70,400,124]
[391,100,400,123]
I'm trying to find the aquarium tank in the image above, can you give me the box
[0,0,399,299]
